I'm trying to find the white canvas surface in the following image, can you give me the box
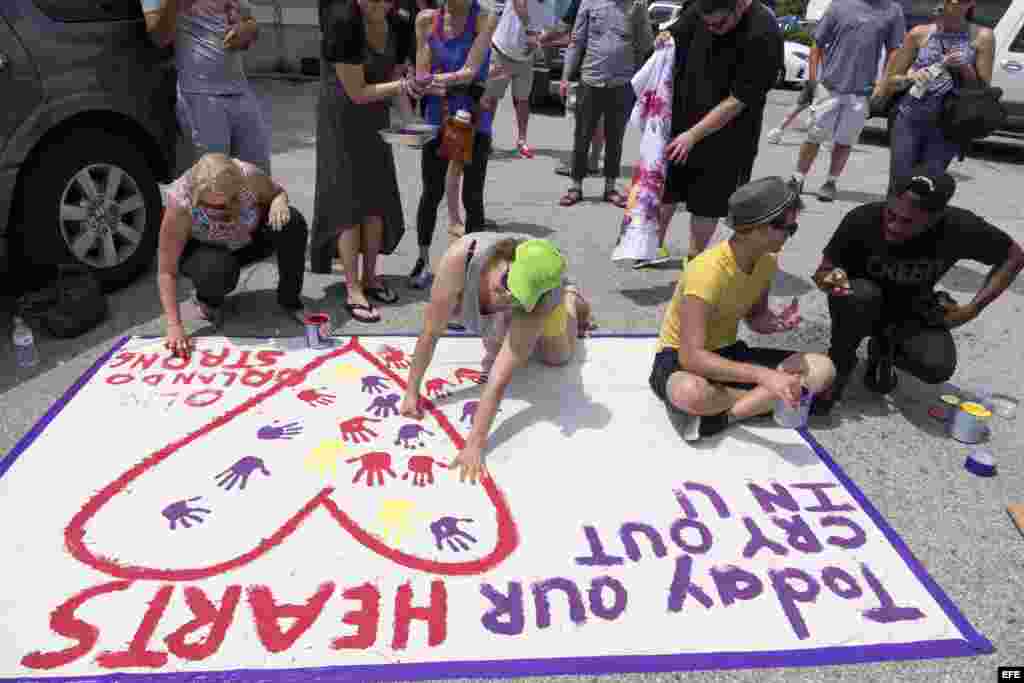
[0,335,984,681]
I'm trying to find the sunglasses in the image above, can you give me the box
[770,217,799,236]
[499,269,525,308]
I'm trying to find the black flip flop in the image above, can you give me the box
[345,302,381,323]
[366,286,399,304]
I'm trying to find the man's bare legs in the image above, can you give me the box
[644,205,717,266]
[689,216,718,258]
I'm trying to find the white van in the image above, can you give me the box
[805,0,1024,134]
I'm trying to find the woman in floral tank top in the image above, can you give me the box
[158,153,310,359]
[883,0,995,190]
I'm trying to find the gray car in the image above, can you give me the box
[1,0,179,290]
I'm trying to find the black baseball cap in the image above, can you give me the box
[893,166,956,212]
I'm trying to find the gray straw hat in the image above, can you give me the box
[727,176,802,229]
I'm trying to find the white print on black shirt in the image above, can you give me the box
[866,257,947,286]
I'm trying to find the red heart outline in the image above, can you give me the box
[64,337,519,582]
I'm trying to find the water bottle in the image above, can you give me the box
[12,316,38,369]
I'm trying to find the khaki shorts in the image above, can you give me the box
[484,48,535,101]
[806,84,869,146]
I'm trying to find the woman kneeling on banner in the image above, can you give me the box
[400,233,595,483]
[158,152,309,359]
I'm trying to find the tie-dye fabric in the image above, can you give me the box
[612,36,674,262]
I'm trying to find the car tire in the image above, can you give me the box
[16,129,162,292]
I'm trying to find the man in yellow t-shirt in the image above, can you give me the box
[649,176,836,441]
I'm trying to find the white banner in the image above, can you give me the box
[0,335,991,681]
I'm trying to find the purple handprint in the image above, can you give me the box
[395,423,434,449]
[257,420,303,441]
[215,456,270,491]
[430,516,477,552]
[361,375,389,394]
[367,393,401,418]
[161,497,211,530]
[460,401,499,425]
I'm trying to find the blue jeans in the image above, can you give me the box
[889,107,960,193]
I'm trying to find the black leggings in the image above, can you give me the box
[179,207,308,309]
[827,278,957,384]
[416,133,492,247]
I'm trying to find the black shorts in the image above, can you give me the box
[662,156,745,218]
[649,341,795,404]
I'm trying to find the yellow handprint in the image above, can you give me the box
[375,499,429,546]
[312,361,364,385]
[304,438,349,478]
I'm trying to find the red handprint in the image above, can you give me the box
[297,387,336,407]
[345,451,397,487]
[402,455,448,487]
[338,416,382,443]
[425,377,454,398]
[379,345,410,370]
[454,368,486,385]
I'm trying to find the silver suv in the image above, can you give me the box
[1,0,179,290]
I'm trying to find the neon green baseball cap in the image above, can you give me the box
[507,239,566,312]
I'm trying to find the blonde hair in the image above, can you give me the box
[189,153,245,209]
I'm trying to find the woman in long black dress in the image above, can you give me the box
[313,0,425,323]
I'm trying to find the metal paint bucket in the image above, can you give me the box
[928,394,961,422]
[950,401,991,444]
[304,313,331,349]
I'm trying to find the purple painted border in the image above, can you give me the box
[797,426,994,656]
[0,335,130,480]
[0,335,993,683]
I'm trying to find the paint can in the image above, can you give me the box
[773,386,813,429]
[928,394,961,422]
[950,401,991,444]
[304,313,331,349]
[964,448,997,477]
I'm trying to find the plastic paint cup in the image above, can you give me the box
[774,386,812,429]
[950,401,991,444]
[304,313,331,349]
[964,448,997,477]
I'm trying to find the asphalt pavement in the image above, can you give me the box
[2,78,1024,682]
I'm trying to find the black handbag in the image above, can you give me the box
[869,81,911,119]
[17,265,108,338]
[937,29,1008,146]
[939,81,1007,143]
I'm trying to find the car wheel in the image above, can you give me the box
[17,130,162,291]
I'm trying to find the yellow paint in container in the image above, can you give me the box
[950,401,991,443]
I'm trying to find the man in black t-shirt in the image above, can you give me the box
[653,0,783,264]
[811,168,1024,414]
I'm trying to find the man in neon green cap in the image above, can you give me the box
[401,232,594,483]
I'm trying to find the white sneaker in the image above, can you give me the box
[766,128,783,144]
[633,245,672,269]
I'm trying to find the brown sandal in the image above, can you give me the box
[603,189,628,208]
[559,188,582,207]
